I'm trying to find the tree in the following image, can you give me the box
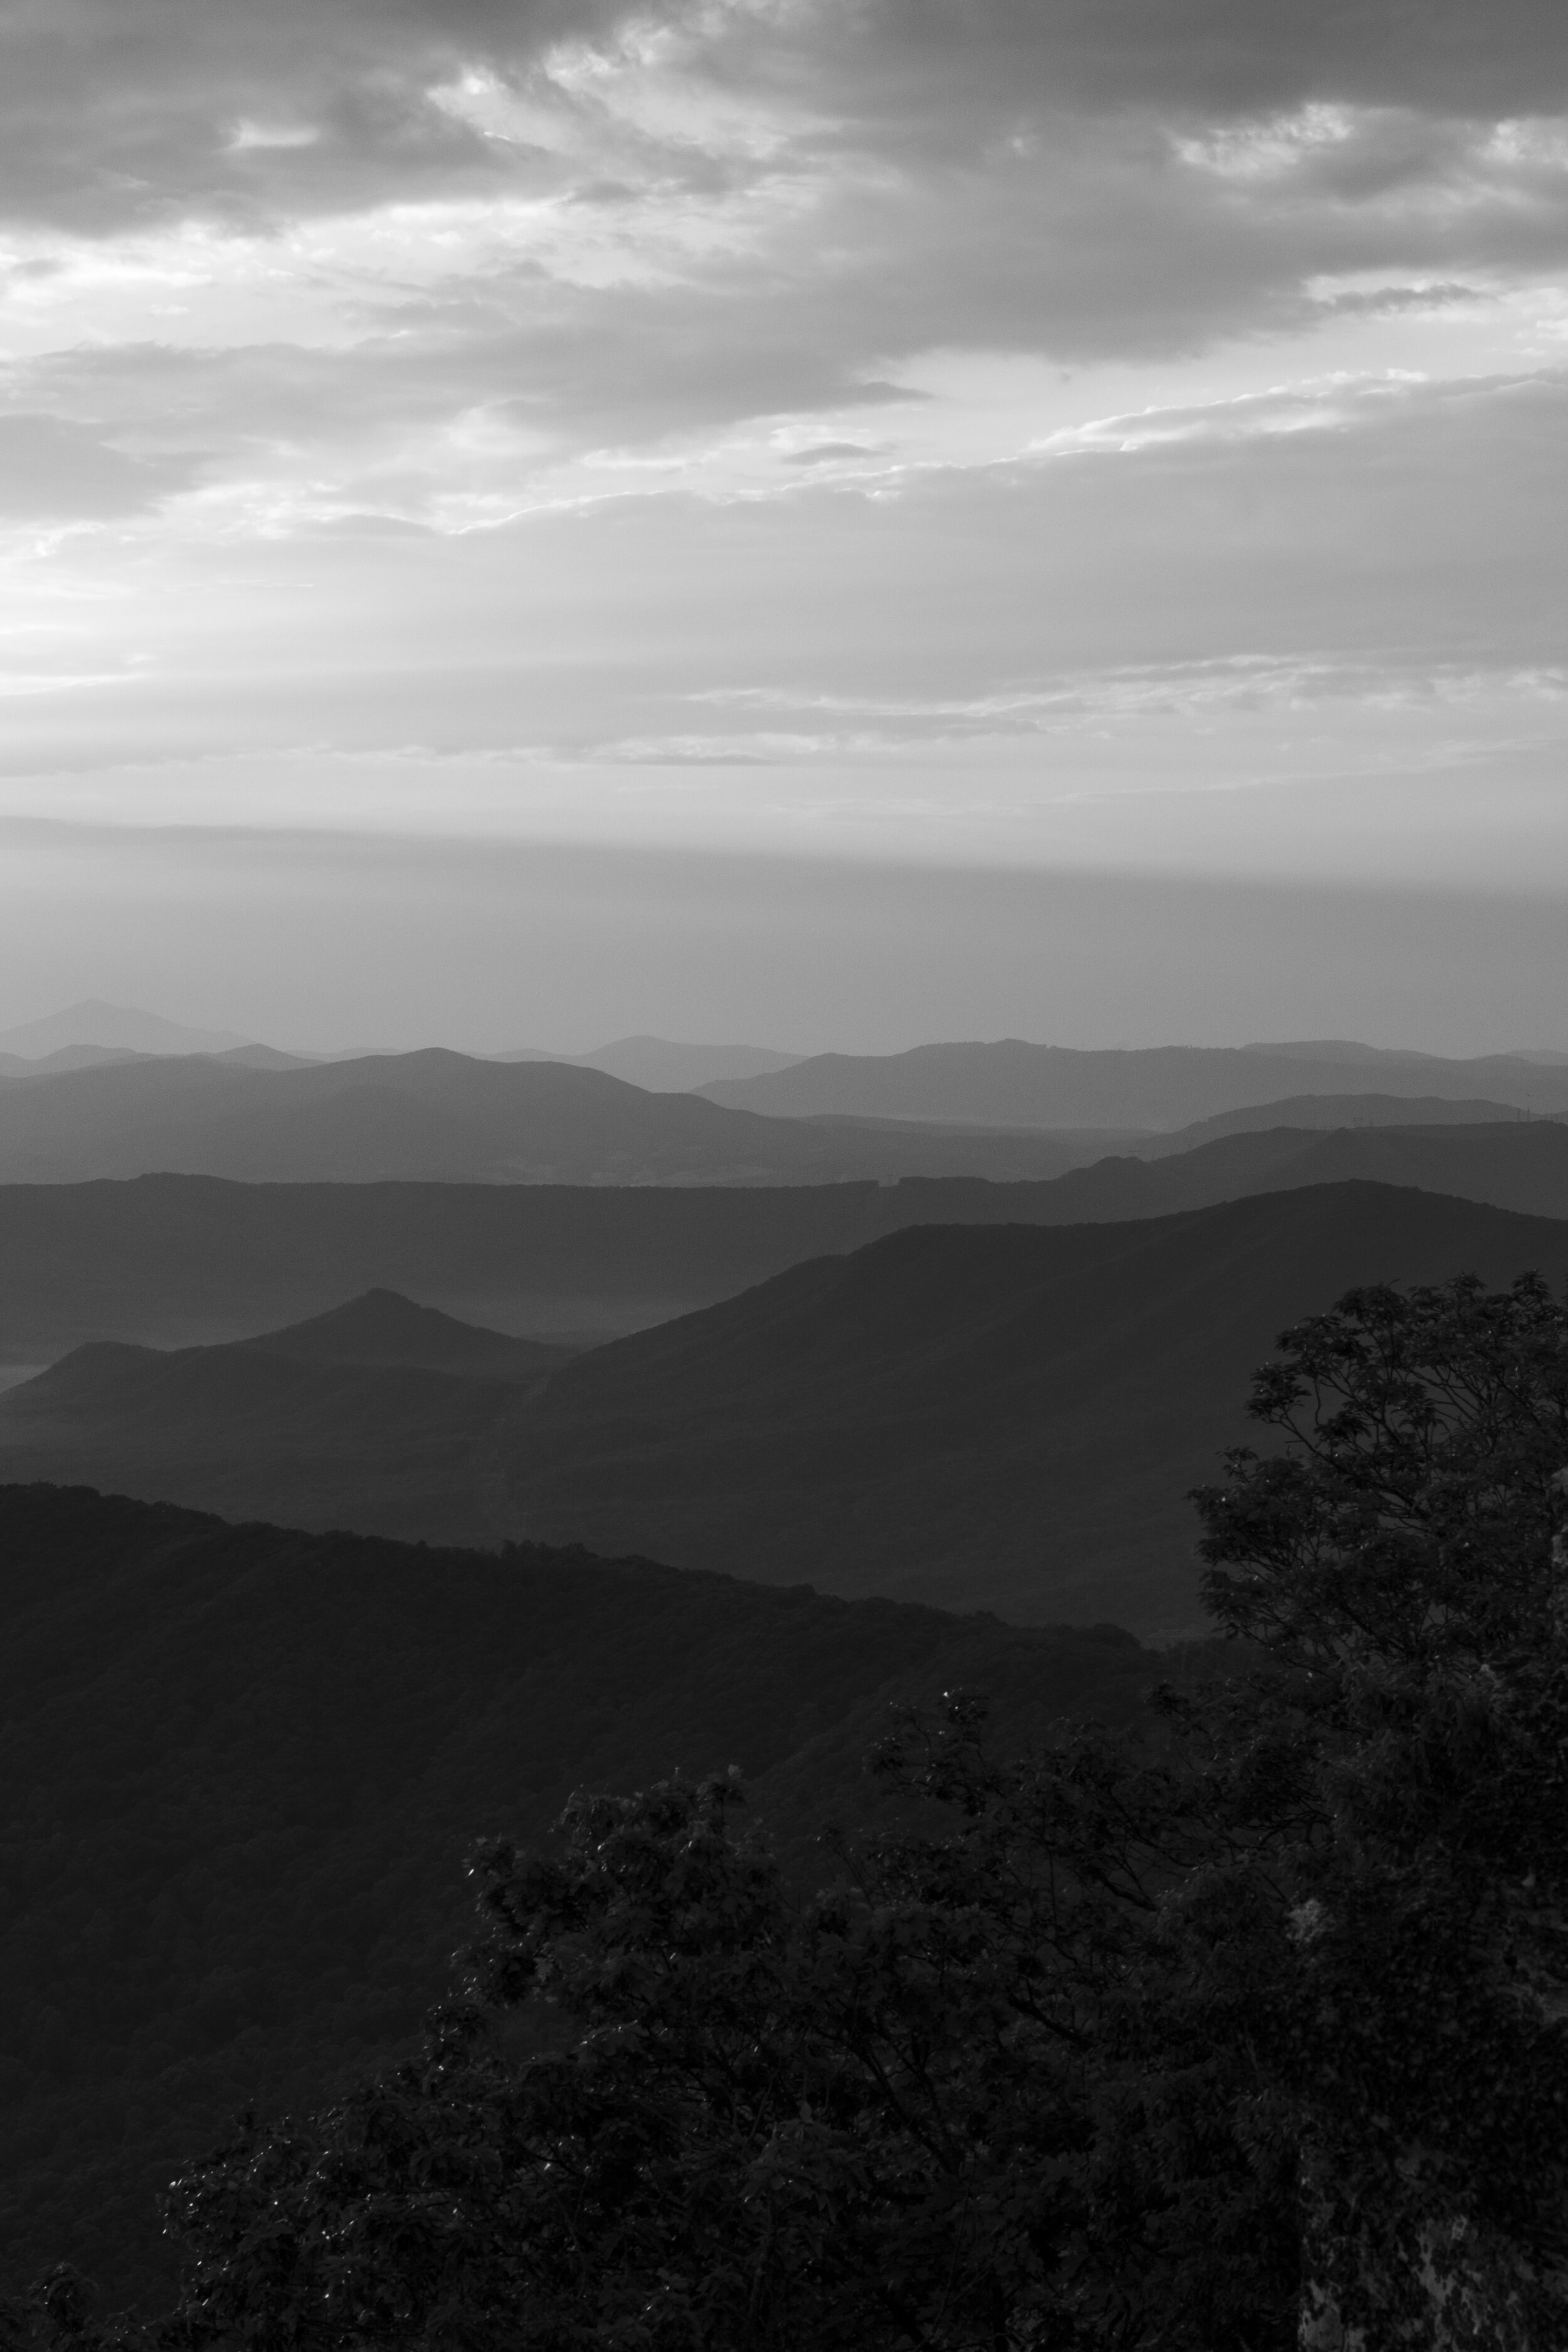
[1187,1273,1568,2350]
[19,1273,1568,2352]
[143,1720,1303,2348]
[154,1767,1099,2351]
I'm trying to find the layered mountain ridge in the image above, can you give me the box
[700,1038,1568,1126]
[0,1050,1120,1187]
[3,1117,1564,1364]
[8,1179,1567,1631]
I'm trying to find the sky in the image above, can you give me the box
[1,0,1565,1052]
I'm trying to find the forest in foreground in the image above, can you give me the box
[4,1269,1567,2348]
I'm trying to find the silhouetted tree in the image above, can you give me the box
[18,1274,1568,2351]
[1189,1273,1568,2349]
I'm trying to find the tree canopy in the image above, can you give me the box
[8,1273,1568,2351]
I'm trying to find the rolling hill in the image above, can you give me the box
[0,1049,1118,1187]
[0,1482,1162,2308]
[0,999,253,1058]
[3,1121,1567,1367]
[495,1182,1568,1633]
[9,1182,1567,1634]
[1143,1092,1543,1147]
[497,1034,805,1089]
[0,1293,574,1547]
[239,1285,572,1374]
[1016,1118,1568,1224]
[699,1039,1568,1127]
[0,1175,977,1360]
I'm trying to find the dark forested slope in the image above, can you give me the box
[0,1483,1158,2309]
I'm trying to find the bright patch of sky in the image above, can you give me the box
[0,0,1565,1041]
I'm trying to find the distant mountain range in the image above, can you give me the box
[6,1014,1565,1135]
[699,1039,1568,1126]
[497,1035,804,1089]
[8,1179,1567,1634]
[1,1041,1561,1190]
[1005,1119,1568,1224]
[474,1180,1568,1633]
[3,1120,1565,1366]
[1142,1093,1544,1147]
[0,1004,804,1092]
[0,1049,1134,1187]
[0,999,252,1060]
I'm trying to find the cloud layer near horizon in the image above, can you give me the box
[1,0,1565,1039]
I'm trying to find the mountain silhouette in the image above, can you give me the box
[1015,1119,1568,1222]
[0,1293,573,1547]
[494,1035,805,1089]
[699,1039,1568,1126]
[0,1048,1116,1186]
[7,1046,1562,1193]
[8,1183,1567,1631]
[1147,1092,1543,1146]
[0,1044,151,1079]
[494,1182,1568,1633]
[0,999,251,1057]
[240,1286,569,1374]
[3,1121,1566,1367]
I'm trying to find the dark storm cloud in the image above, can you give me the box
[2,2,1564,494]
[741,0,1568,135]
[3,1,1565,235]
[0,0,642,230]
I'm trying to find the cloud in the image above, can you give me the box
[0,1,648,232]
[783,442,879,464]
[9,105,1564,522]
[0,0,1562,514]
[3,3,1564,246]
[0,0,1564,926]
[0,413,200,519]
[2,368,1562,771]
[706,2,1568,141]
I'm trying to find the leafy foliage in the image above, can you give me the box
[9,1271,1568,2349]
[0,1485,1156,2307]
[1190,1274,1568,2347]
[92,1740,1293,2352]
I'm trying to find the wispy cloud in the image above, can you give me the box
[0,0,1562,958]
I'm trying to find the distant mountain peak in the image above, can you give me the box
[490,1037,804,1091]
[1241,1039,1441,1066]
[250,1287,507,1347]
[239,1289,568,1375]
[0,1000,252,1058]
